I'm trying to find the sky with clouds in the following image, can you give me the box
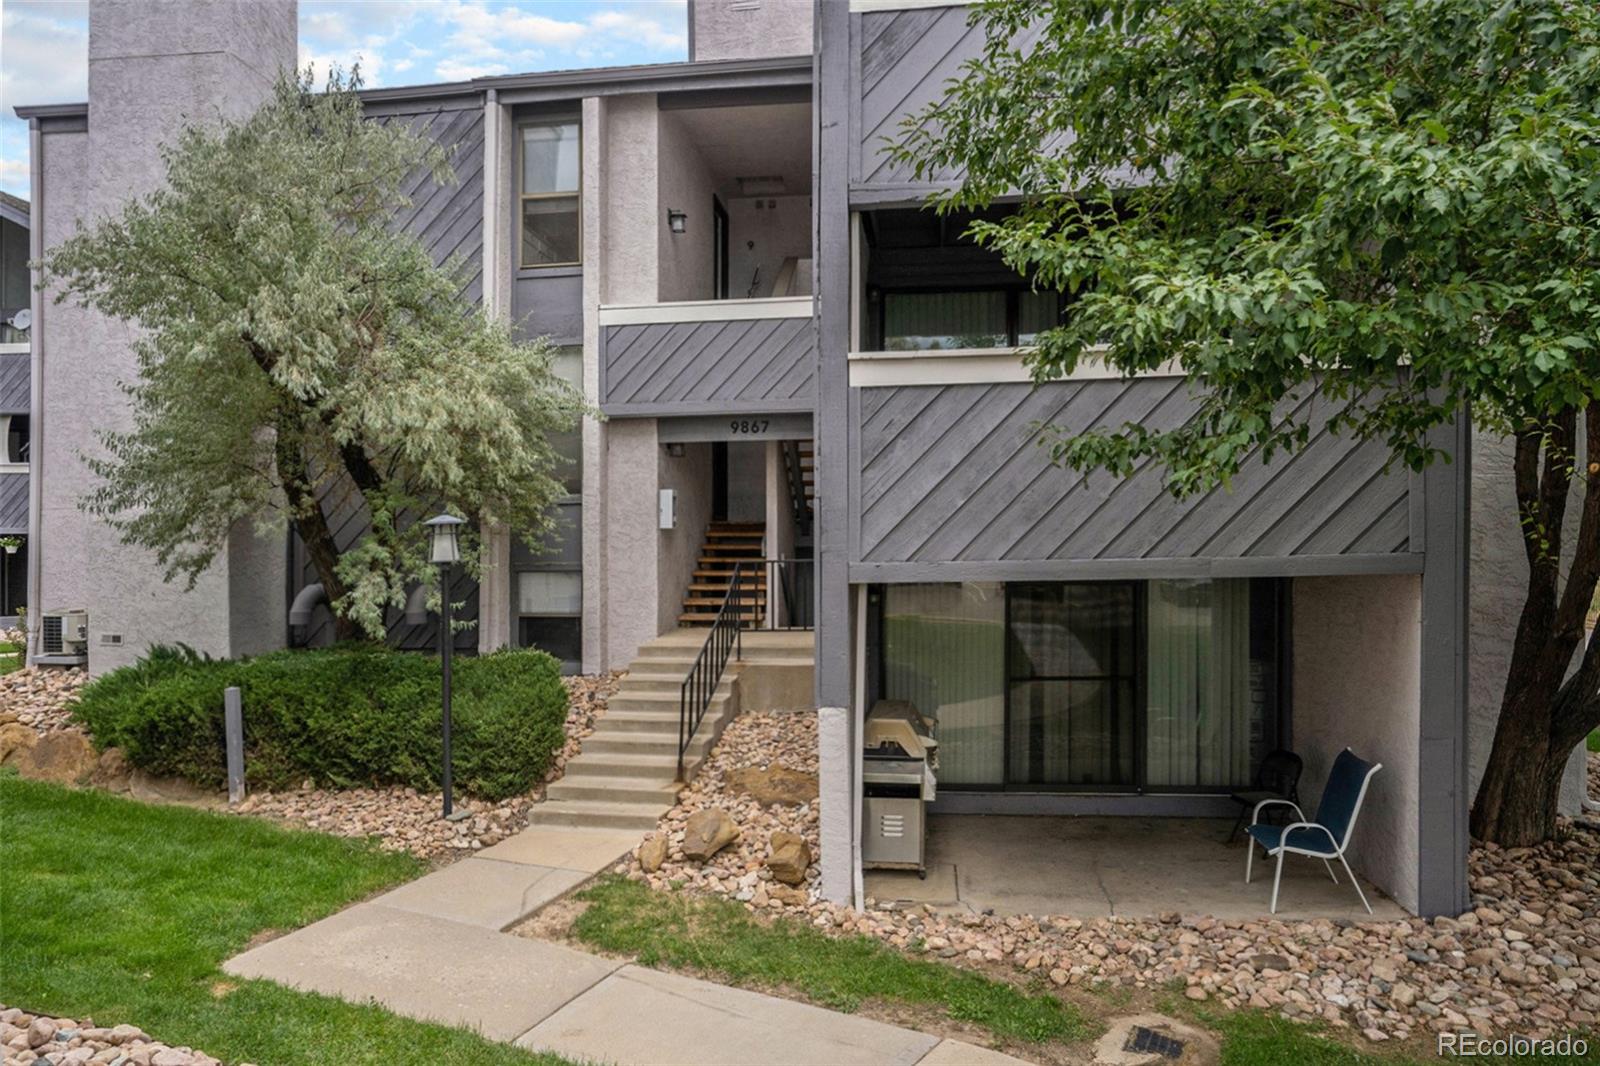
[0,0,690,200]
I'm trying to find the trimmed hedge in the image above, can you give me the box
[70,644,569,801]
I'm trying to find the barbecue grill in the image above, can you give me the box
[862,700,938,877]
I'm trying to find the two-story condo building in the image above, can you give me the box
[15,0,1588,920]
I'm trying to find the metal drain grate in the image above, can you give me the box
[1124,1025,1185,1059]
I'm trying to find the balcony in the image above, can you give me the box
[597,295,815,416]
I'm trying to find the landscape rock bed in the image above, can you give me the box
[631,709,820,907]
[0,666,86,736]
[1588,750,1598,805]
[629,710,1600,1046]
[228,672,621,859]
[1,1006,223,1066]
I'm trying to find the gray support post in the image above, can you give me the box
[814,0,857,906]
[224,686,245,806]
[1417,412,1471,916]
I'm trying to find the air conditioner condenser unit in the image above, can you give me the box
[41,609,89,656]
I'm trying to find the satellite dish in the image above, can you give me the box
[8,308,30,332]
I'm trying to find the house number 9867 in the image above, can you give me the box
[729,419,770,435]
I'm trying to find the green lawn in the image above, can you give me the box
[1588,730,1599,754]
[0,774,567,1065]
[570,877,1599,1066]
[571,875,1089,1046]
[0,641,20,676]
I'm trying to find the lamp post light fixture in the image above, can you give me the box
[666,208,688,234]
[423,513,468,820]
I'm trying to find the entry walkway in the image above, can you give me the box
[225,824,1029,1066]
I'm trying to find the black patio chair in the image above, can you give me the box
[1226,749,1303,843]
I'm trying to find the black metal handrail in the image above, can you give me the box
[678,561,747,780]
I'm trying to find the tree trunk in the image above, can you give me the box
[1470,405,1600,845]
[275,411,364,644]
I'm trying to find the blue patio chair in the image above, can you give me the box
[1244,748,1382,914]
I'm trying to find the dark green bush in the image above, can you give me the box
[70,644,569,801]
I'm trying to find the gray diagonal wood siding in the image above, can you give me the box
[0,351,27,414]
[856,5,1042,187]
[0,472,26,534]
[853,380,1414,568]
[294,102,484,650]
[600,316,816,415]
[377,105,485,303]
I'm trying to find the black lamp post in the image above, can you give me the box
[424,513,467,820]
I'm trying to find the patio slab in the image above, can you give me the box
[867,815,1406,920]
[517,964,939,1066]
[223,902,618,1041]
[370,857,589,930]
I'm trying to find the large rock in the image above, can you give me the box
[638,834,668,873]
[681,808,739,861]
[727,764,818,806]
[766,830,811,885]
[13,728,98,785]
[0,721,37,764]
[90,747,133,793]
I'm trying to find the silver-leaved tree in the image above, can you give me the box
[43,71,586,641]
[889,0,1599,845]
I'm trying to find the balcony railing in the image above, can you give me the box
[597,296,815,416]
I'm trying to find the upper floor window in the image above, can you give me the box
[520,120,581,268]
[877,288,1062,352]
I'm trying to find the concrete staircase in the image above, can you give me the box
[527,629,814,832]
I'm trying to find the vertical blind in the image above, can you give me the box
[1144,579,1254,787]
[881,582,1005,785]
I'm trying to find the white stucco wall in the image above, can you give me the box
[1468,433,1588,815]
[726,195,812,298]
[35,0,297,673]
[602,419,664,667]
[601,95,660,305]
[656,110,716,303]
[1292,574,1423,914]
[658,442,714,634]
[690,0,814,61]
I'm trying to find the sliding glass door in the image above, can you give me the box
[880,578,1283,793]
[1005,583,1137,788]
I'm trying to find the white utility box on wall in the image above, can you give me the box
[659,489,677,530]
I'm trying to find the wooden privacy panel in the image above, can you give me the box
[855,380,1414,565]
[601,317,815,413]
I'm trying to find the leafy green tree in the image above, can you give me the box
[43,71,585,642]
[890,0,1599,845]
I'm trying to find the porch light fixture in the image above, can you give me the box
[667,208,688,234]
[423,513,468,820]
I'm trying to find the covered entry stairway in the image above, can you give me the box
[528,629,814,831]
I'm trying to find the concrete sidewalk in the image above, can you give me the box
[225,824,1031,1066]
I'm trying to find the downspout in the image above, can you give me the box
[24,119,43,664]
[853,582,867,910]
[287,582,327,645]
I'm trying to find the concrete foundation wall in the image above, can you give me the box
[1292,574,1422,913]
[658,441,713,633]
[690,0,814,62]
[35,0,296,673]
[1468,433,1588,814]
